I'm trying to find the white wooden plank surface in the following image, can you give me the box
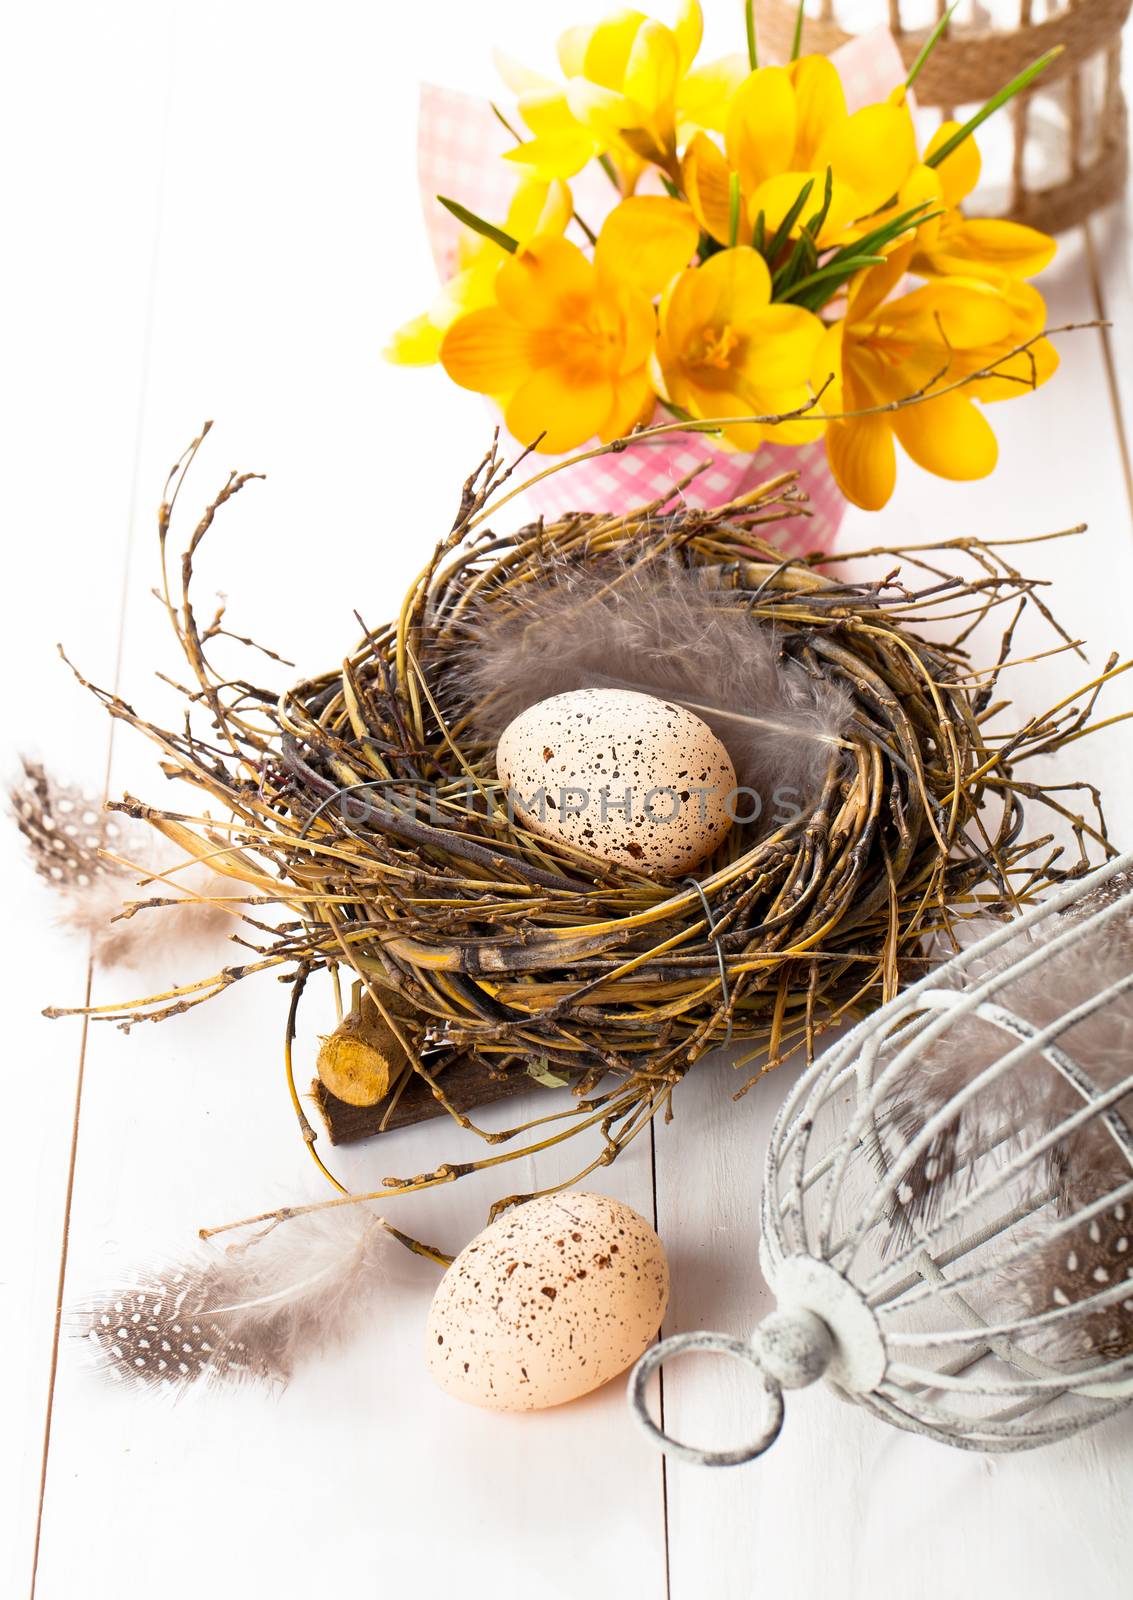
[5,5,1133,1598]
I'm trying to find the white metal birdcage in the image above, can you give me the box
[631,850,1133,1464]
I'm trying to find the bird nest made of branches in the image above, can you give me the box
[55,426,1124,1217]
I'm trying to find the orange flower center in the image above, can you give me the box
[698,324,740,370]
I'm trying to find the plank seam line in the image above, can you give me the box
[1083,217,1133,529]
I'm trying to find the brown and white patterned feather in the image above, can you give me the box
[75,1208,393,1391]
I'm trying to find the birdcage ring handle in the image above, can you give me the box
[628,1330,786,1466]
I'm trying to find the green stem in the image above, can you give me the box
[745,0,758,69]
[905,2,959,90]
[790,0,806,62]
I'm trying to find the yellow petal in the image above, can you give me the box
[518,86,585,138]
[503,131,598,181]
[811,322,844,411]
[566,78,637,142]
[504,179,572,242]
[925,121,981,210]
[725,67,797,195]
[679,130,734,244]
[746,384,826,445]
[494,50,555,96]
[675,379,768,451]
[848,241,915,323]
[826,415,897,509]
[435,263,500,321]
[733,303,825,380]
[384,312,444,366]
[969,335,1059,402]
[917,217,1057,282]
[677,54,749,135]
[615,282,659,373]
[506,368,614,452]
[787,55,847,168]
[674,0,703,73]
[891,390,998,480]
[595,195,698,296]
[891,163,945,248]
[496,236,594,328]
[540,180,574,239]
[883,280,1014,349]
[664,246,772,341]
[556,23,592,78]
[816,102,918,217]
[623,19,680,116]
[440,308,537,394]
[582,10,648,90]
[601,367,655,440]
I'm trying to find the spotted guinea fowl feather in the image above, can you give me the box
[75,1207,393,1391]
[10,757,229,966]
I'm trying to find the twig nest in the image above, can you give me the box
[96,437,1112,1197]
[424,1192,669,1411]
[496,688,737,875]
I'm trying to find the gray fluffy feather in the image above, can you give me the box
[76,1208,392,1392]
[447,557,853,815]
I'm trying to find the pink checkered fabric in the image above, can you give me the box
[417,28,908,553]
[505,428,844,557]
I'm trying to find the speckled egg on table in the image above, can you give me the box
[496,687,737,876]
[424,1192,670,1411]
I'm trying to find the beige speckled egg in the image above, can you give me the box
[496,687,736,875]
[424,1192,670,1412]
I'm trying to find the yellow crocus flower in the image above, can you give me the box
[440,205,698,450]
[682,57,919,248]
[384,180,572,366]
[912,121,1057,283]
[652,245,826,450]
[814,247,1055,510]
[499,3,740,190]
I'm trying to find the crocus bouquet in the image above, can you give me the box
[389,3,1059,512]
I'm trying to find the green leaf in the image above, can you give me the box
[658,397,698,424]
[905,1,959,90]
[728,172,741,248]
[598,152,621,190]
[822,199,941,272]
[490,101,522,144]
[764,177,814,263]
[790,0,806,62]
[752,209,767,254]
[437,195,518,253]
[745,0,758,69]
[804,165,835,243]
[779,254,887,304]
[772,230,817,296]
[926,47,1062,171]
